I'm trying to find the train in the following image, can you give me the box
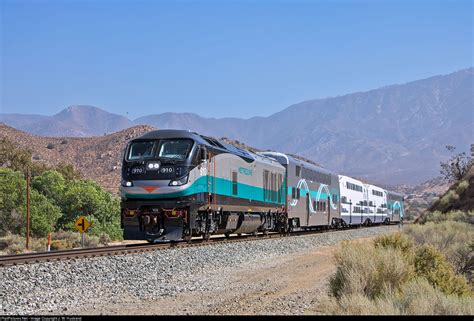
[119,129,404,242]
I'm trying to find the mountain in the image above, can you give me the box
[0,105,133,137]
[1,68,472,185]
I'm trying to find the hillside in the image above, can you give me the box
[428,166,474,214]
[2,68,472,185]
[0,123,154,193]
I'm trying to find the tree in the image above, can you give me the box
[31,170,66,206]
[29,190,62,237]
[440,145,473,183]
[0,168,61,237]
[58,179,122,239]
[0,168,26,235]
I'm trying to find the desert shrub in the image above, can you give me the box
[55,162,81,181]
[84,235,100,248]
[414,245,471,297]
[374,233,414,258]
[46,143,55,149]
[439,190,459,208]
[98,233,111,246]
[329,243,413,300]
[0,233,25,254]
[319,293,399,315]
[52,230,81,248]
[424,210,474,224]
[394,278,474,315]
[456,180,469,194]
[405,221,474,276]
[50,239,69,251]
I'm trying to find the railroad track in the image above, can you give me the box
[0,224,401,267]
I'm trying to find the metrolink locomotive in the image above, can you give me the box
[120,129,404,242]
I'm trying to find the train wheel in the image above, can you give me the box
[183,228,192,243]
[224,232,231,238]
[203,232,210,241]
[183,234,192,243]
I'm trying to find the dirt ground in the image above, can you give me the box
[65,236,377,315]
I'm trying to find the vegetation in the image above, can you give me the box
[440,145,473,183]
[321,212,474,315]
[0,139,122,252]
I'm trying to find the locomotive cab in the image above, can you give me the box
[120,131,209,242]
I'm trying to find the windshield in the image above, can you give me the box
[127,139,193,161]
[128,141,155,160]
[158,139,193,160]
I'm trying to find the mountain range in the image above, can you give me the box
[2,68,473,185]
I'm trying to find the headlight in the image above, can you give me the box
[169,175,188,186]
[121,180,133,187]
[146,161,161,170]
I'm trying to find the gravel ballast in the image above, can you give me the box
[0,225,399,315]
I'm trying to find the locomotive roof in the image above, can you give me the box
[132,129,281,166]
[259,151,336,176]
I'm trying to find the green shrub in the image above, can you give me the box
[405,221,474,276]
[456,180,469,194]
[374,233,414,257]
[329,243,413,300]
[414,245,471,297]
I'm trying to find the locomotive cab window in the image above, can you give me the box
[127,141,155,160]
[158,139,193,160]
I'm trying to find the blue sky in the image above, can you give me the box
[1,0,472,119]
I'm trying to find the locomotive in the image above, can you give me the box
[119,129,404,242]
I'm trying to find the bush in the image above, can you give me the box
[414,245,471,297]
[329,243,413,300]
[374,233,414,257]
[52,230,81,248]
[395,278,474,315]
[0,233,25,254]
[50,239,69,251]
[319,293,399,315]
[46,143,55,149]
[99,233,111,246]
[423,210,474,224]
[405,221,474,277]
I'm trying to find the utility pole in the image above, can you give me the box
[26,168,30,250]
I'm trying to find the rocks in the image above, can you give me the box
[0,225,397,315]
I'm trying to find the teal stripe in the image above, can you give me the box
[126,175,285,205]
